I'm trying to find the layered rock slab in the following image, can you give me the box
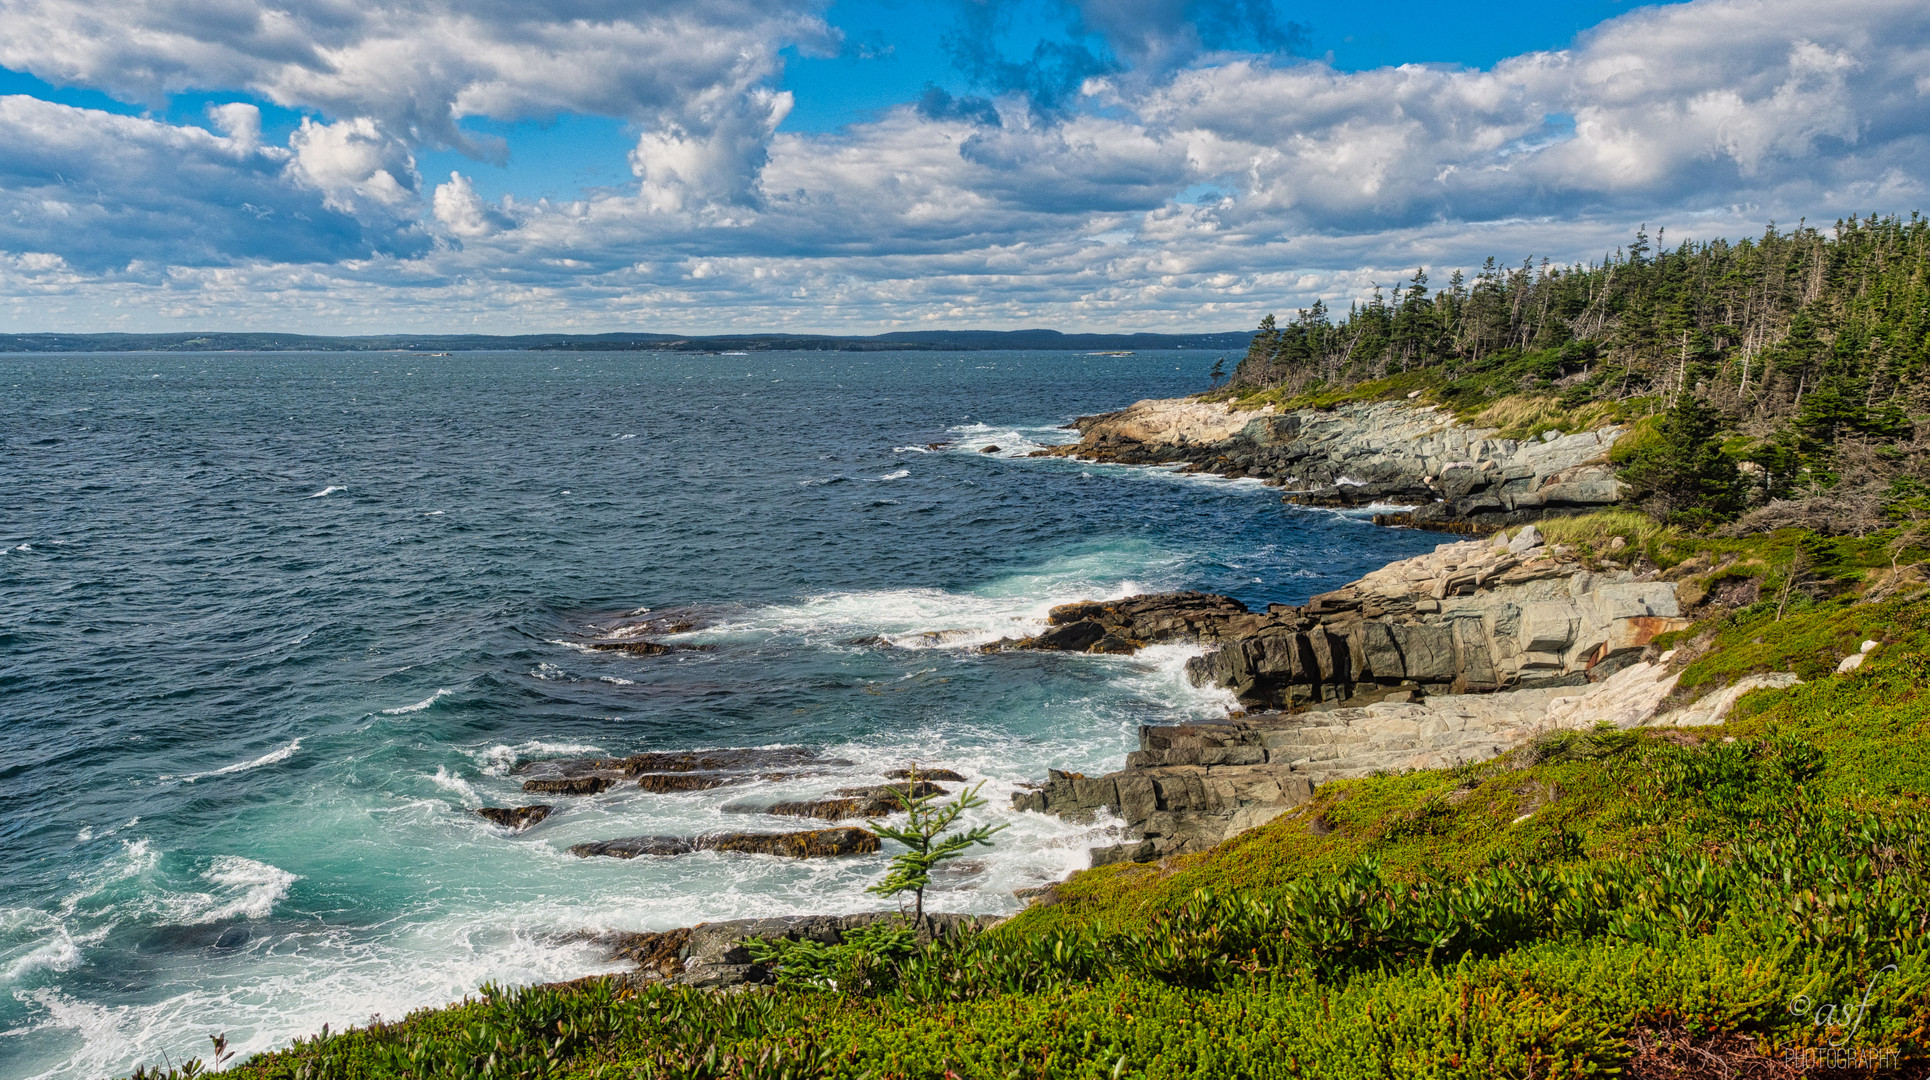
[570,827,879,860]
[1042,396,1626,530]
[998,529,1690,710]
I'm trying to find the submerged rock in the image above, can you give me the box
[476,805,554,830]
[570,827,880,860]
[513,746,836,788]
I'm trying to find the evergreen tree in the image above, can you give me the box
[867,771,1006,924]
[1618,392,1745,527]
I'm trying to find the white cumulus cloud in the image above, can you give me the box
[0,0,1927,330]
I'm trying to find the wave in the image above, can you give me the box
[467,739,606,776]
[0,908,89,984]
[875,469,909,481]
[944,420,1070,458]
[676,547,1180,650]
[306,486,346,498]
[382,688,456,715]
[146,856,298,927]
[428,767,480,806]
[177,739,302,784]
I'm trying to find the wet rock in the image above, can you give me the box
[979,445,1001,453]
[572,836,695,858]
[988,592,1252,656]
[703,828,879,857]
[570,827,880,860]
[522,776,614,796]
[886,768,967,782]
[477,805,554,830]
[831,781,947,799]
[766,782,946,820]
[600,928,690,979]
[587,640,674,655]
[514,747,831,785]
[765,797,877,820]
[634,773,742,793]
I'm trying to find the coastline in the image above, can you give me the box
[87,386,1930,1078]
[531,392,1737,984]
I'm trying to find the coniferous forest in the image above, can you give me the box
[1230,214,1930,535]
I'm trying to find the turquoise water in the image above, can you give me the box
[0,350,1438,1079]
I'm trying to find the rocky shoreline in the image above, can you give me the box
[520,394,1772,987]
[1031,395,1626,531]
[979,395,1814,865]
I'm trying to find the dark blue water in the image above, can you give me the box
[0,350,1436,1078]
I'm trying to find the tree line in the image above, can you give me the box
[1233,214,1930,532]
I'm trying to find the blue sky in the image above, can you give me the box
[778,1,1663,132]
[0,0,1922,333]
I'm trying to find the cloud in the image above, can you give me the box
[288,116,418,217]
[630,88,795,212]
[0,0,1927,331]
[431,172,511,238]
[0,94,422,270]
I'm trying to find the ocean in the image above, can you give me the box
[0,349,1440,1079]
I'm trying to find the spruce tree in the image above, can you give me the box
[1619,392,1745,527]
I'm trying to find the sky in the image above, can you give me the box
[0,0,1924,334]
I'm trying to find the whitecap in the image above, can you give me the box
[140,856,298,927]
[891,445,931,453]
[598,676,636,686]
[428,767,480,805]
[0,909,87,984]
[177,739,301,784]
[529,662,567,680]
[676,547,1180,650]
[306,486,346,498]
[382,688,455,715]
[467,739,606,776]
[875,469,910,481]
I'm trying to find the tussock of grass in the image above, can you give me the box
[1533,509,1676,550]
[1467,393,1626,440]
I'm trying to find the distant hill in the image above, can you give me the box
[0,328,1255,354]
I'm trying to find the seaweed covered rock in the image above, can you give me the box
[476,805,553,830]
[522,776,614,796]
[766,781,949,820]
[569,827,879,860]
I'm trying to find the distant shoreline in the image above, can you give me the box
[0,329,1253,355]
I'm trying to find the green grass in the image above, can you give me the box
[1206,369,1436,412]
[136,601,1930,1080]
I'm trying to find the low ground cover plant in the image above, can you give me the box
[131,591,1930,1079]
